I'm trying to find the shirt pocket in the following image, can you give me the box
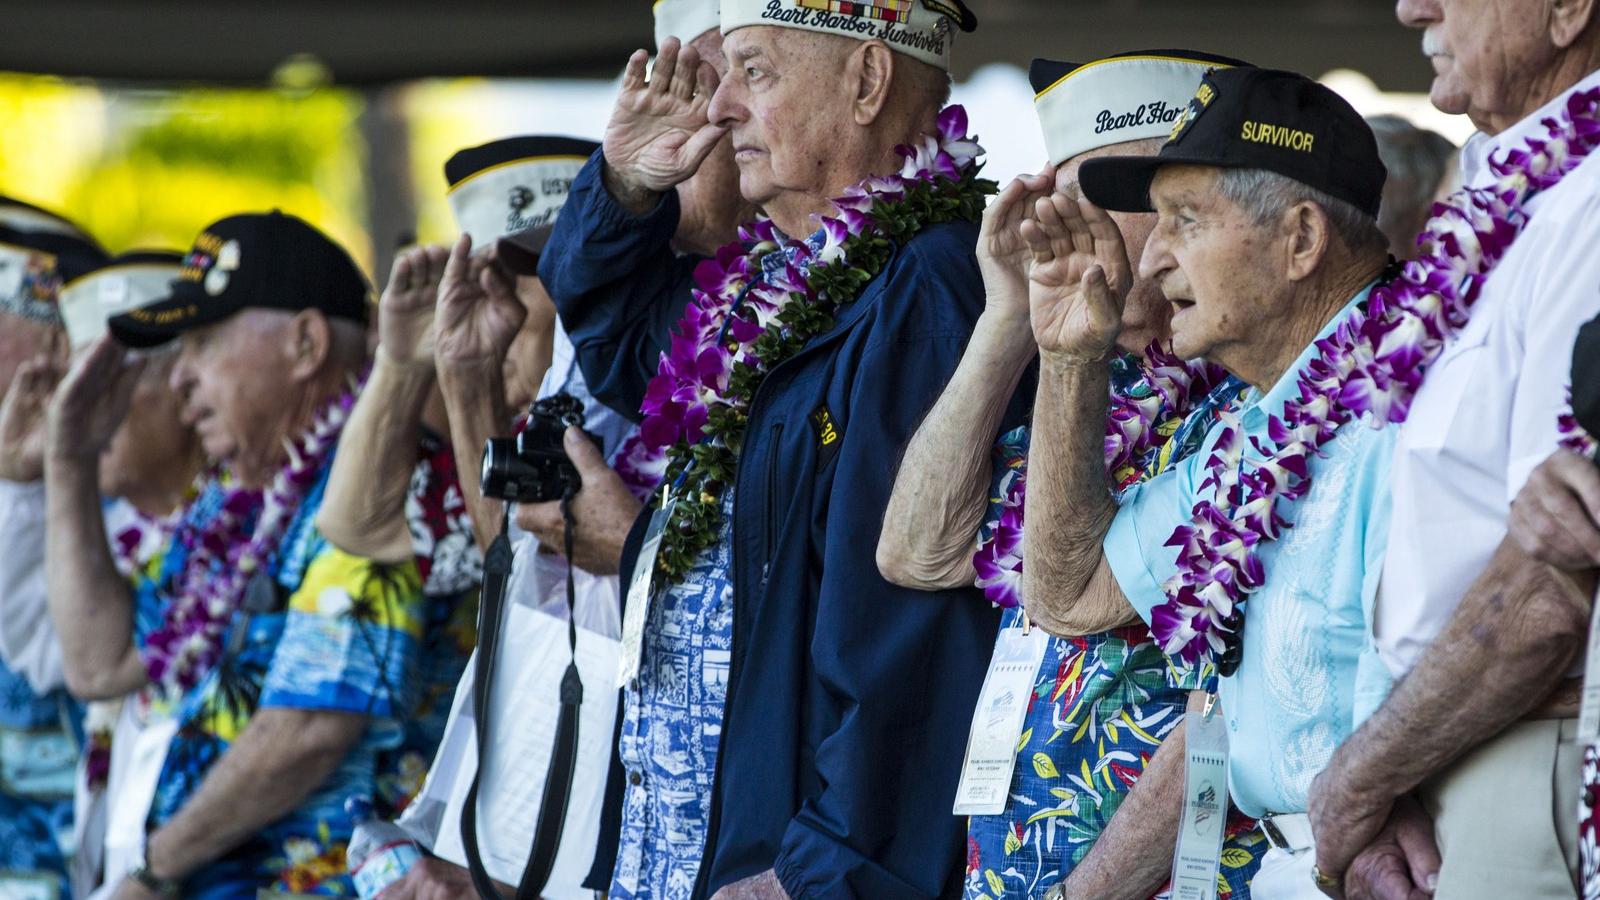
[1403,330,1491,454]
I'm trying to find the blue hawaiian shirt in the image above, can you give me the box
[611,491,735,900]
[965,356,1268,900]
[135,461,425,897]
[0,658,78,898]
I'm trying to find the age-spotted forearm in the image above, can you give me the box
[316,350,436,563]
[145,707,368,882]
[43,451,145,700]
[1325,538,1591,805]
[878,310,1035,590]
[1022,352,1124,635]
[437,360,512,551]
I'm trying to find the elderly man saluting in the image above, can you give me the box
[1018,68,1398,899]
[537,1,1018,898]
[44,212,425,898]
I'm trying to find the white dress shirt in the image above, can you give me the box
[1374,68,1600,676]
[0,478,66,694]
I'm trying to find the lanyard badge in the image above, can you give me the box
[1171,693,1230,900]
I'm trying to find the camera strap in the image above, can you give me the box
[460,495,585,900]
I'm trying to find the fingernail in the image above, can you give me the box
[1426,873,1438,891]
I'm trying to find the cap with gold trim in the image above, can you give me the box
[445,135,599,276]
[108,211,369,349]
[0,196,108,325]
[720,0,976,70]
[1030,50,1251,167]
[60,250,185,350]
[1079,67,1387,217]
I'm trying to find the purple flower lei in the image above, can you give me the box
[636,105,996,581]
[972,343,1230,609]
[1151,88,1600,673]
[140,374,363,697]
[1559,389,1597,457]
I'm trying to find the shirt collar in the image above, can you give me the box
[1461,67,1600,189]
[1240,282,1377,426]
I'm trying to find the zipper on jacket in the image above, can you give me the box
[760,422,782,590]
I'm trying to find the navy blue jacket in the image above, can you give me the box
[540,152,1027,899]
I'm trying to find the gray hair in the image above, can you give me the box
[1213,167,1388,257]
[1367,114,1457,257]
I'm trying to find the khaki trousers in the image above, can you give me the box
[1420,718,1581,899]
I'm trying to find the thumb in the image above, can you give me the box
[1082,266,1122,334]
[564,426,607,473]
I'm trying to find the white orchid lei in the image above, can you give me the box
[141,375,362,696]
[634,105,994,582]
[1152,87,1600,674]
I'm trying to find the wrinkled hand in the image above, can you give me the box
[602,37,728,208]
[1023,190,1133,362]
[1309,761,1401,899]
[1510,449,1600,571]
[382,856,506,900]
[977,168,1055,324]
[379,244,450,368]
[46,336,147,466]
[709,868,789,900]
[0,351,66,482]
[434,235,525,370]
[515,427,643,576]
[1339,795,1440,900]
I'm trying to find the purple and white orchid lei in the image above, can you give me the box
[973,343,1230,609]
[141,376,362,697]
[1151,87,1600,673]
[636,106,994,581]
[1558,389,1597,458]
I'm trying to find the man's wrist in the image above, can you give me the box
[601,158,664,215]
[140,830,188,888]
[374,343,439,380]
[1040,346,1117,372]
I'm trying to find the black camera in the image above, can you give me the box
[480,393,589,503]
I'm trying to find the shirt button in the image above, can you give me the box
[629,770,643,786]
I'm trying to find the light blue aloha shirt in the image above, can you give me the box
[1105,289,1398,818]
[965,357,1267,900]
[611,490,735,900]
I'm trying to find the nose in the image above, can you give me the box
[168,347,194,396]
[706,73,743,130]
[1395,0,1439,29]
[1138,218,1176,284]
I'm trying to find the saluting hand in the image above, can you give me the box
[602,37,728,211]
[46,336,148,467]
[977,167,1055,326]
[378,244,450,369]
[434,234,525,371]
[1023,189,1133,363]
[0,346,66,482]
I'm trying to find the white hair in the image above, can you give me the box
[1213,168,1388,256]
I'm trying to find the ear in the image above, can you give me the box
[1282,202,1333,283]
[283,309,333,381]
[1550,0,1598,48]
[848,41,895,126]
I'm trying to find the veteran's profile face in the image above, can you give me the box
[168,310,290,484]
[708,26,846,208]
[1140,165,1278,365]
[1397,0,1553,122]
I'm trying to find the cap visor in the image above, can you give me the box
[107,286,234,349]
[496,224,556,277]
[1077,155,1170,214]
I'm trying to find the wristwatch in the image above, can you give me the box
[130,844,182,897]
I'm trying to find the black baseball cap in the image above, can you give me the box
[109,210,370,349]
[1574,312,1600,439]
[444,135,598,276]
[1079,67,1386,218]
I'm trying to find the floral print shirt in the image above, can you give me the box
[964,357,1267,900]
[134,462,424,897]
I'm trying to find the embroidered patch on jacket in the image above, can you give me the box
[811,404,843,467]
